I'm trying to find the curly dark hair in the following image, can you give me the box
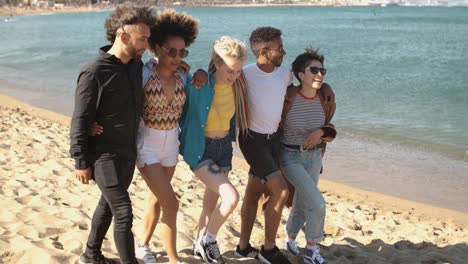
[291,48,325,83]
[104,5,156,43]
[149,9,199,54]
[249,26,282,56]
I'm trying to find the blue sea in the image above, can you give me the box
[1,6,467,211]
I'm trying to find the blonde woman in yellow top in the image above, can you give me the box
[178,36,250,264]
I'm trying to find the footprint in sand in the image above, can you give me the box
[15,195,49,208]
[58,208,90,223]
[62,239,82,254]
[2,208,18,223]
[37,227,67,239]
[17,226,41,240]
[51,240,64,250]
[60,193,83,208]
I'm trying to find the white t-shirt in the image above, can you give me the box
[243,63,292,134]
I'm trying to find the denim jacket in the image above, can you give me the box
[179,74,236,168]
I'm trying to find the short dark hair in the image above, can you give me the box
[291,48,325,83]
[149,9,199,54]
[249,27,282,56]
[104,5,156,43]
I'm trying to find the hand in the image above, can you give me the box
[191,69,208,89]
[75,168,92,184]
[89,122,103,136]
[303,129,324,149]
[178,60,191,74]
[320,83,335,102]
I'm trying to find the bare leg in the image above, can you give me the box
[140,164,179,264]
[140,191,160,246]
[263,175,289,249]
[196,188,219,240]
[194,165,239,236]
[238,175,267,250]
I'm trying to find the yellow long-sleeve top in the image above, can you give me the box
[205,83,235,131]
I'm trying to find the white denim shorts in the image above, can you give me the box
[136,125,180,168]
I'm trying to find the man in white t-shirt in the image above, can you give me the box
[235,27,292,264]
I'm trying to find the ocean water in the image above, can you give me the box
[1,6,468,210]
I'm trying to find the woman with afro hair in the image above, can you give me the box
[135,8,198,264]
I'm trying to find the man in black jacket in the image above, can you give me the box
[70,6,155,264]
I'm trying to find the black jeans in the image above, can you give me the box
[84,154,137,264]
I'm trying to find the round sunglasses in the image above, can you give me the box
[161,45,189,59]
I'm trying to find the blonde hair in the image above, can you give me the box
[208,36,250,132]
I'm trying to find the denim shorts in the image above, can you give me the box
[191,135,233,174]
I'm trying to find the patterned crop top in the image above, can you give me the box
[142,64,186,130]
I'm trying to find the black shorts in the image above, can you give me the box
[239,129,282,182]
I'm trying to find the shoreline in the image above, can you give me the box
[2,92,468,226]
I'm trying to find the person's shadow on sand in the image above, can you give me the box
[282,238,467,264]
[179,238,467,264]
[73,239,467,264]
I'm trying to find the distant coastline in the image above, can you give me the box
[0,5,111,17]
[2,2,467,17]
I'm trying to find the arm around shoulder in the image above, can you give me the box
[320,82,335,103]
[320,82,337,142]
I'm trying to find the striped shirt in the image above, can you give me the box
[282,93,325,145]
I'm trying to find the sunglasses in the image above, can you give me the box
[161,45,189,58]
[309,67,327,76]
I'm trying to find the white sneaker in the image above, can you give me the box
[193,240,203,259]
[136,245,157,264]
[284,239,301,256]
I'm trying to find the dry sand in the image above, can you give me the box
[1,93,467,264]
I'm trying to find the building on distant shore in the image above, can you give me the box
[2,0,466,9]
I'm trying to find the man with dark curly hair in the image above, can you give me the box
[69,5,155,264]
[235,26,292,264]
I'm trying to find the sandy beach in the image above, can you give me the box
[1,93,467,264]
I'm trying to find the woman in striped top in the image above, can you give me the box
[279,48,336,264]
